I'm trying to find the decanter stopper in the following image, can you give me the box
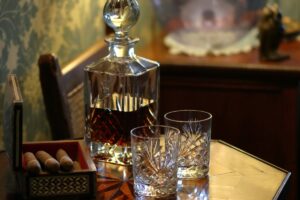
[103,0,140,40]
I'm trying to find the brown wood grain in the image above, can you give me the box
[140,39,300,75]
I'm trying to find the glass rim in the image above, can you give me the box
[130,125,180,139]
[164,109,212,123]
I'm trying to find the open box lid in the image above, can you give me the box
[3,74,23,170]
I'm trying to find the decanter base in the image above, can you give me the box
[89,141,132,165]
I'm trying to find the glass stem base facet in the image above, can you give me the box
[134,182,177,198]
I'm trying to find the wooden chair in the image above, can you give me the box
[2,74,23,170]
[38,41,108,140]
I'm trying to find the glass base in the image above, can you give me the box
[177,177,209,200]
[89,141,132,165]
[177,166,208,179]
[134,182,176,199]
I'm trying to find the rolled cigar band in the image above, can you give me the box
[24,152,41,175]
[36,151,60,173]
[56,149,74,171]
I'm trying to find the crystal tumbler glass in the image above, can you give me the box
[131,125,180,198]
[164,110,212,179]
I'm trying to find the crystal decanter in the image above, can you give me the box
[84,0,160,165]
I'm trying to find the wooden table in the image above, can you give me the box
[95,140,290,199]
[0,140,290,199]
[0,141,291,200]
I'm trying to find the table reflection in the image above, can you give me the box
[177,178,209,200]
[95,161,209,199]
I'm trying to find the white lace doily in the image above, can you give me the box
[164,28,259,56]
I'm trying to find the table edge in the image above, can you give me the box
[212,139,291,199]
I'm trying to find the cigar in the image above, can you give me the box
[24,152,41,175]
[73,161,82,171]
[35,150,60,173]
[56,148,74,171]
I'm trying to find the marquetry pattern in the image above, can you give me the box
[96,162,134,199]
[29,175,89,197]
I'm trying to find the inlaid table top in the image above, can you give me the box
[0,140,290,199]
[95,140,290,200]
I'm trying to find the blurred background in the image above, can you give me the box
[0,0,155,147]
[0,0,299,147]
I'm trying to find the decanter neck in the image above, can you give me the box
[107,38,138,58]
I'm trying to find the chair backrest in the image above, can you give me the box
[3,74,23,170]
[38,41,108,140]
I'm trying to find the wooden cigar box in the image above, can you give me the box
[3,74,96,199]
[18,140,97,199]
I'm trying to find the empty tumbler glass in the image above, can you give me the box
[164,110,212,179]
[131,125,180,198]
